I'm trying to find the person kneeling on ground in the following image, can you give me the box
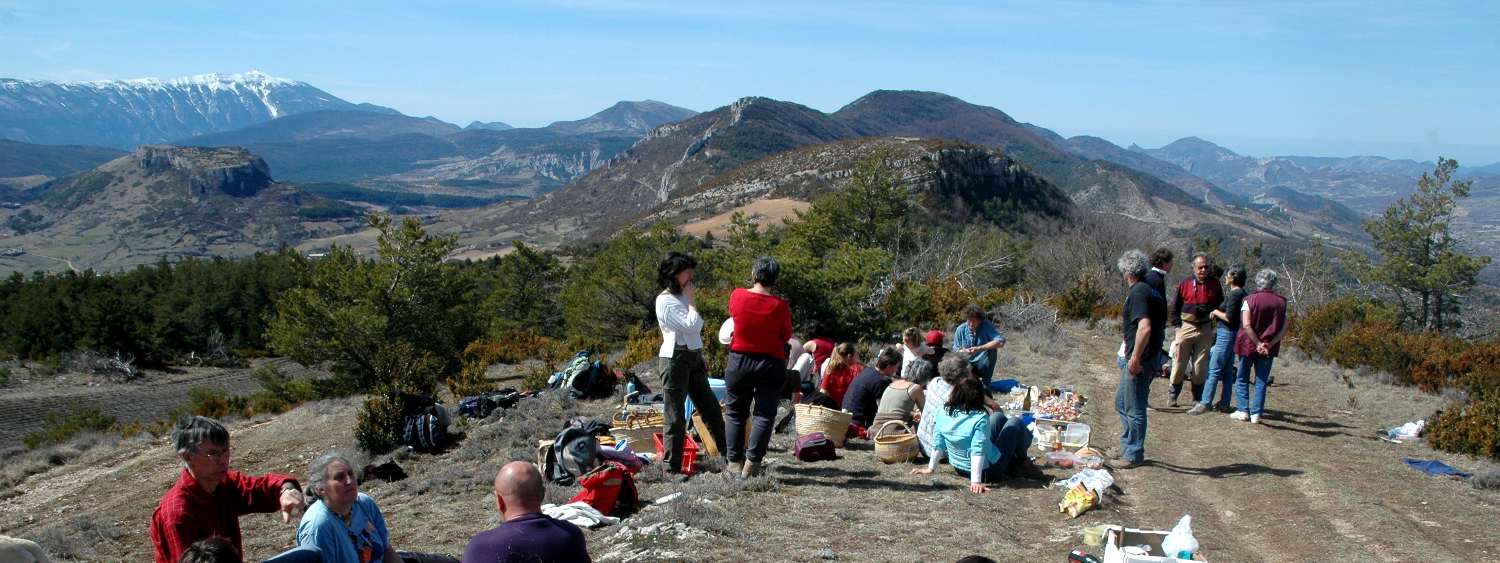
[150,416,306,563]
[464,461,592,563]
[910,376,1039,493]
[842,346,901,429]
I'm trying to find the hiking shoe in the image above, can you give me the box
[1216,403,1234,413]
[1229,411,1249,421]
[1186,404,1208,415]
[726,460,744,476]
[1166,396,1180,408]
[1112,459,1143,470]
[742,460,764,479]
[1250,414,1261,424]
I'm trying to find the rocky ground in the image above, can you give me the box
[1,322,1496,562]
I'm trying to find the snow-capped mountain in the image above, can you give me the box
[0,70,398,149]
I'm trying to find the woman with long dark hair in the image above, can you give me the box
[910,375,1038,493]
[723,256,793,478]
[654,251,727,474]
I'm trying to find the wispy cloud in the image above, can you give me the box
[32,40,70,59]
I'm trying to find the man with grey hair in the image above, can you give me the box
[150,415,305,563]
[1114,249,1165,468]
[1166,253,1224,407]
[1230,269,1288,424]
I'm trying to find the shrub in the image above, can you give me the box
[1410,339,1500,394]
[355,390,407,454]
[1473,467,1500,490]
[23,408,116,449]
[1293,297,1398,360]
[1325,323,1461,386]
[1052,275,1106,321]
[185,386,246,419]
[254,363,318,404]
[0,366,9,386]
[1427,392,1500,460]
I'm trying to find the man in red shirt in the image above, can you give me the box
[1166,254,1223,407]
[150,416,305,563]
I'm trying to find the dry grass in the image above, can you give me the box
[5,335,1500,561]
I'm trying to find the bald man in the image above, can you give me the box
[462,461,591,563]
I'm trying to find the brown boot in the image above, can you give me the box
[741,460,763,479]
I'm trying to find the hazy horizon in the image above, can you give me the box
[4,0,1498,164]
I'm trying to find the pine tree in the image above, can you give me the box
[1354,158,1491,333]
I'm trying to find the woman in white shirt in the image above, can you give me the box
[655,252,727,474]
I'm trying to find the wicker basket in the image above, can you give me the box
[611,410,665,448]
[794,403,854,447]
[873,420,920,464]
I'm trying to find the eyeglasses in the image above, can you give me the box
[197,447,232,460]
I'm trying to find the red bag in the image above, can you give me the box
[569,461,639,516]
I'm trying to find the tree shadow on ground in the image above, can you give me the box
[1146,460,1304,479]
[1258,409,1358,438]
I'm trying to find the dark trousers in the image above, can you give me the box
[724,351,783,463]
[659,348,726,471]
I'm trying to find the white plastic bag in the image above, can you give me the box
[1160,514,1199,558]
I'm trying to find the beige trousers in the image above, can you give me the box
[1170,321,1215,386]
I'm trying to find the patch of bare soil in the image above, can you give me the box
[1,325,1496,562]
[678,198,812,238]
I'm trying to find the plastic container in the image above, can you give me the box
[683,378,729,420]
[1035,419,1091,451]
[1045,450,1077,468]
[1075,454,1104,470]
[652,432,700,475]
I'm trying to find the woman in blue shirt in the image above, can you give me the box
[297,452,401,563]
[910,375,1037,493]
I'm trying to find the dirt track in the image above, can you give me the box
[0,325,1495,562]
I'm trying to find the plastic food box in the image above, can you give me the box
[1034,419,1091,451]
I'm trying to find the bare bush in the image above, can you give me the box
[63,350,138,382]
[1024,213,1162,298]
[1474,467,1500,490]
[31,514,126,560]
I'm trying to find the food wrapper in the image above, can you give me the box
[1059,483,1097,518]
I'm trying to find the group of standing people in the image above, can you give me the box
[1113,248,1289,468]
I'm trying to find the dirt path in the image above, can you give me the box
[0,325,1495,562]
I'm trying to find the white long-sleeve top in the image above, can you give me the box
[656,292,703,357]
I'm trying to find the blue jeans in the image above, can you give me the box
[1114,356,1154,463]
[1199,325,1237,408]
[1234,354,1275,415]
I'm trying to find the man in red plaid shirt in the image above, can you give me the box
[150,416,306,563]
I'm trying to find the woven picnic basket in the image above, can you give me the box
[873,420,920,464]
[611,410,665,447]
[794,403,854,447]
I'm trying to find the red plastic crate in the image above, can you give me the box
[652,432,700,475]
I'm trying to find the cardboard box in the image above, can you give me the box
[1102,527,1202,562]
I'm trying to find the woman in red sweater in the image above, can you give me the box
[819,342,862,406]
[724,256,793,478]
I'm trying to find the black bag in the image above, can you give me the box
[457,388,522,419]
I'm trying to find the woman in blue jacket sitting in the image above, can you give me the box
[910,375,1039,493]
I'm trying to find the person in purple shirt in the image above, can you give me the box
[463,461,591,563]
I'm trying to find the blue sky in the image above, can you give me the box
[4,0,1498,164]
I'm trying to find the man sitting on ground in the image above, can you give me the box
[150,416,305,563]
[842,347,901,429]
[464,461,592,563]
